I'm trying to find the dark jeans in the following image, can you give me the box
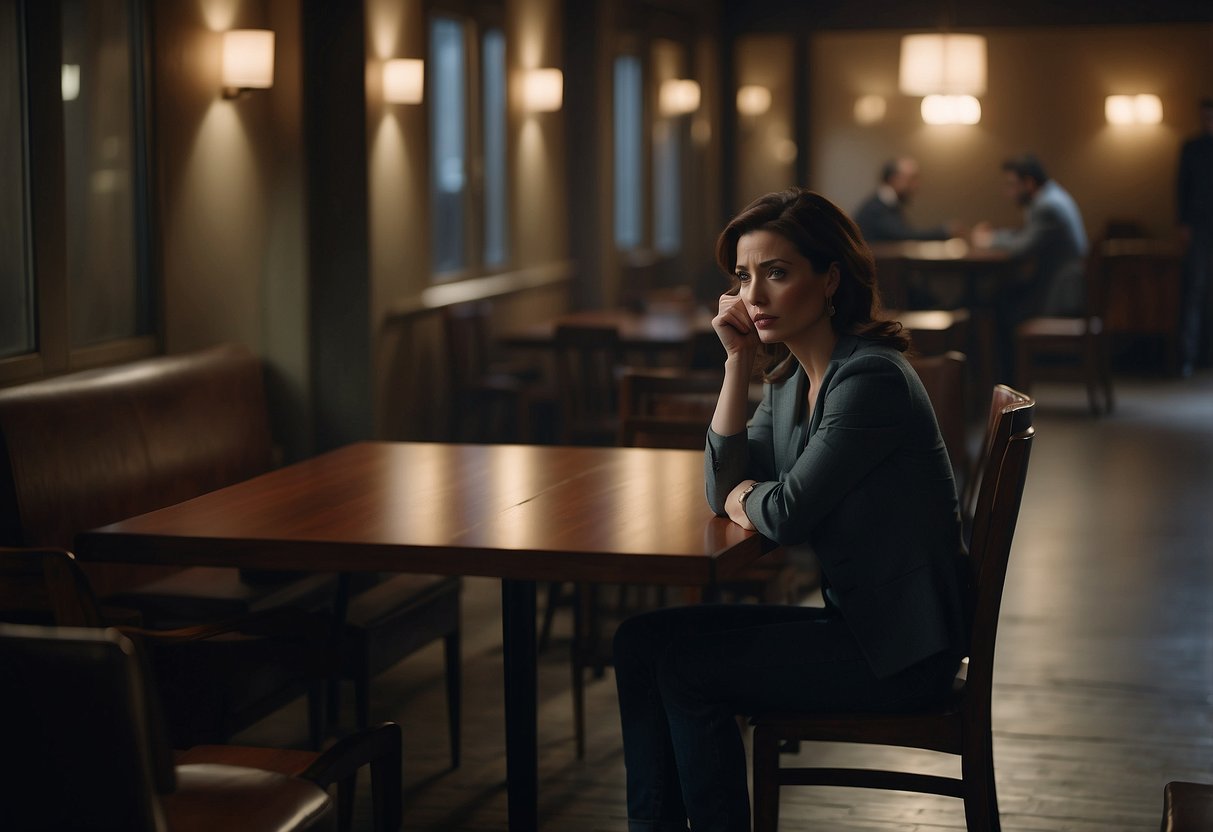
[613,603,959,832]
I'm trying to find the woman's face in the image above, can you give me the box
[734,229,839,347]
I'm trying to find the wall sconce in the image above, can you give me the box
[659,79,701,116]
[921,94,981,125]
[899,33,987,96]
[221,29,275,99]
[383,58,424,105]
[521,68,563,112]
[1105,94,1162,125]
[61,64,80,102]
[853,94,887,125]
[736,85,771,116]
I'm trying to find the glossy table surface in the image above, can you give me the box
[75,441,763,585]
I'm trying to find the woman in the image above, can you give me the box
[613,188,967,832]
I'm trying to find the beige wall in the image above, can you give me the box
[808,24,1213,241]
[734,34,798,211]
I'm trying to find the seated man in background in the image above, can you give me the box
[972,152,1089,379]
[854,157,959,242]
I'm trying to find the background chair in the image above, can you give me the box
[1014,251,1114,415]
[552,323,624,446]
[0,546,330,749]
[748,386,1036,832]
[0,622,402,832]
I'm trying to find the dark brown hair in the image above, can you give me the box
[714,188,909,382]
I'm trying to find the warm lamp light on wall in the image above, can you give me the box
[221,29,274,99]
[736,85,772,116]
[659,79,701,116]
[900,33,985,125]
[853,95,887,125]
[522,68,563,112]
[383,58,424,105]
[1106,94,1162,125]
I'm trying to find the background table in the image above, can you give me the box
[76,441,766,831]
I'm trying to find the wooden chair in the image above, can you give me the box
[1014,252,1114,415]
[553,323,624,446]
[1161,781,1213,831]
[0,546,334,750]
[0,622,401,832]
[443,302,540,443]
[899,308,972,358]
[908,351,969,496]
[617,366,722,449]
[749,385,1036,832]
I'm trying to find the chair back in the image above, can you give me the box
[962,385,1032,526]
[553,324,623,444]
[0,546,106,627]
[443,303,493,396]
[908,351,968,491]
[960,387,1034,711]
[618,367,721,449]
[0,623,176,831]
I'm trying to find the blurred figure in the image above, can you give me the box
[854,157,959,242]
[971,152,1088,381]
[1176,97,1213,377]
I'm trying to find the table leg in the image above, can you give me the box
[501,578,538,831]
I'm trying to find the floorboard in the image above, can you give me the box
[235,370,1213,831]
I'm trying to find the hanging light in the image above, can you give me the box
[899,33,986,97]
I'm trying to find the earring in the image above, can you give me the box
[827,297,836,317]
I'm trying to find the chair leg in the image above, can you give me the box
[370,728,404,832]
[572,584,587,760]
[308,681,326,750]
[751,725,782,832]
[538,581,564,652]
[961,730,1001,832]
[444,629,461,769]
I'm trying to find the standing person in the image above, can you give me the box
[971,152,1088,380]
[613,188,966,832]
[854,156,958,242]
[1177,98,1213,378]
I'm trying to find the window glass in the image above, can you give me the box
[62,0,146,347]
[652,118,681,254]
[481,28,507,267]
[0,0,32,358]
[430,15,467,275]
[613,55,643,249]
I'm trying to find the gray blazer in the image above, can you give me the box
[706,335,965,678]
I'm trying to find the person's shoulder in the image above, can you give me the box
[836,340,912,381]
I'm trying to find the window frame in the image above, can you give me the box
[0,0,157,387]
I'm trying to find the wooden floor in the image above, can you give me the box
[237,371,1213,831]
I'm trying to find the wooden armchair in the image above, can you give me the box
[0,622,401,832]
[748,386,1036,832]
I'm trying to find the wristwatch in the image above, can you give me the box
[737,482,757,506]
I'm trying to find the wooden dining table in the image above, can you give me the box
[502,305,717,360]
[74,440,767,831]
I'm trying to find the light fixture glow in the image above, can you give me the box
[1106,93,1162,125]
[853,94,887,125]
[899,33,986,96]
[221,29,274,98]
[736,85,772,116]
[522,68,563,112]
[660,79,701,116]
[921,94,982,125]
[383,58,424,104]
[61,64,80,102]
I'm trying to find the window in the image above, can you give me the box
[0,1,31,359]
[428,12,509,279]
[2,0,154,381]
[652,118,681,254]
[613,54,643,249]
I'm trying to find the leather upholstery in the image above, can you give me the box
[166,765,336,832]
[1162,781,1213,832]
